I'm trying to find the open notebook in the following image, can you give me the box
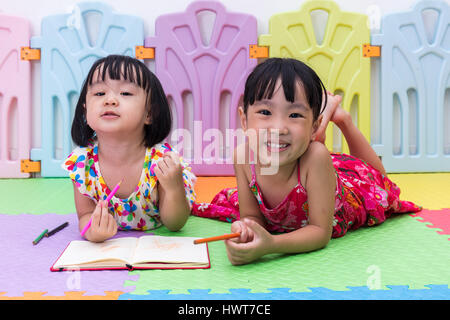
[51,235,210,271]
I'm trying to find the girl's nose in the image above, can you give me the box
[104,94,118,106]
[271,120,289,135]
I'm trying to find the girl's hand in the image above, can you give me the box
[230,220,255,243]
[154,152,184,190]
[86,201,118,242]
[225,219,273,265]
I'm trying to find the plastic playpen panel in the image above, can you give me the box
[371,0,450,172]
[30,2,144,177]
[259,0,371,155]
[145,1,257,176]
[0,14,31,178]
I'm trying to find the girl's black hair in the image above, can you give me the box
[71,54,171,147]
[243,58,327,121]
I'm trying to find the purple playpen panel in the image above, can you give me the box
[0,14,31,178]
[145,1,257,176]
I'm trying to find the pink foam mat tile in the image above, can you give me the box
[411,209,450,238]
[0,213,141,297]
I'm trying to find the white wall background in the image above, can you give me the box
[1,0,449,151]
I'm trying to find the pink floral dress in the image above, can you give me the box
[62,141,197,231]
[192,153,421,238]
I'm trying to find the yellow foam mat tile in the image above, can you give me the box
[388,173,450,210]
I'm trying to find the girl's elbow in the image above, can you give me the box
[161,217,185,232]
[314,227,332,250]
[318,236,331,249]
[165,224,183,232]
[161,211,190,232]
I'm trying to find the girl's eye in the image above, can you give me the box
[289,113,303,118]
[121,92,133,96]
[257,109,271,116]
[94,92,105,96]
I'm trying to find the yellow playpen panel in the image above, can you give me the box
[259,0,371,153]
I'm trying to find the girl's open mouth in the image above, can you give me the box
[266,142,290,152]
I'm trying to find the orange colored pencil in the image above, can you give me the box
[193,232,241,244]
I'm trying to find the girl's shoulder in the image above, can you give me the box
[301,141,331,167]
[298,141,333,186]
[61,141,98,173]
[233,142,253,183]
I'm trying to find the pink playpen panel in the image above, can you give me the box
[0,14,31,178]
[145,1,257,176]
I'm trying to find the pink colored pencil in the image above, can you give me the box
[80,179,123,237]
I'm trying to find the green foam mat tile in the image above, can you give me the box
[0,178,75,214]
[124,214,450,295]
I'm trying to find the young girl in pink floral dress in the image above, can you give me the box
[192,58,421,265]
[63,55,196,242]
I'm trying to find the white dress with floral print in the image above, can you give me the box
[62,141,196,231]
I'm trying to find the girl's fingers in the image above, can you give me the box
[154,163,164,176]
[231,221,246,242]
[101,201,110,228]
[108,215,117,235]
[91,202,102,228]
[165,152,180,165]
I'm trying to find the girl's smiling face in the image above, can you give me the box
[85,66,149,138]
[239,77,320,167]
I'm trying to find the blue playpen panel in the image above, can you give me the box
[30,1,143,177]
[371,0,450,172]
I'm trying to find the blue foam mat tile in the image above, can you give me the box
[118,285,450,300]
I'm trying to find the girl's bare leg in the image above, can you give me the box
[317,92,386,176]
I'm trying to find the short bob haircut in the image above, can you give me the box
[71,54,171,148]
[243,58,327,122]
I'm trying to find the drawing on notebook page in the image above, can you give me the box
[99,244,121,252]
[144,238,182,251]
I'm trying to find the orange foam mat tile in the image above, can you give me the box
[194,176,237,203]
[0,291,124,300]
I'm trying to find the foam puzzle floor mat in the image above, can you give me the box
[0,213,140,297]
[122,214,450,296]
[118,285,450,300]
[0,212,448,299]
[0,174,449,299]
[412,209,450,240]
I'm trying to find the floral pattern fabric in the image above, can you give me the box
[62,141,197,231]
[192,153,421,238]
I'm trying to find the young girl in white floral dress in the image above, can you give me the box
[63,55,196,242]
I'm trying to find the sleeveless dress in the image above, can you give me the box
[62,141,197,231]
[192,152,421,238]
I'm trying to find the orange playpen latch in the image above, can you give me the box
[249,45,269,59]
[21,159,41,173]
[20,47,41,60]
[135,46,155,59]
[362,44,380,57]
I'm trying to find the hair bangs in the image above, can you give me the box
[245,59,300,107]
[243,58,327,121]
[87,55,150,91]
